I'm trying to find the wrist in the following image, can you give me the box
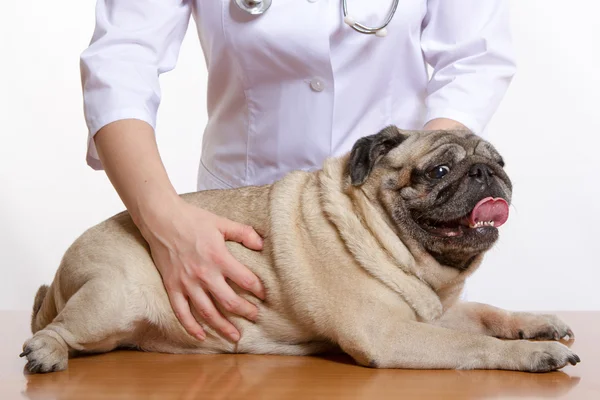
[130,189,183,235]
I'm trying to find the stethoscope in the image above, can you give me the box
[234,0,399,38]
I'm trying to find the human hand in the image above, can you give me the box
[138,196,265,342]
[423,117,467,131]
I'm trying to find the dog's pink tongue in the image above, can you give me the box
[469,197,509,227]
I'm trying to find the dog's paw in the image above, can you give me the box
[511,341,580,372]
[514,313,574,341]
[20,332,68,373]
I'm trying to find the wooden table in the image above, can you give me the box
[1,311,598,399]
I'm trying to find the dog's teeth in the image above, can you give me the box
[470,221,485,228]
[470,220,495,228]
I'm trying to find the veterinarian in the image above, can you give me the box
[79,0,516,343]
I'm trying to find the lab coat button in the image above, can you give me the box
[310,78,325,92]
[307,0,318,3]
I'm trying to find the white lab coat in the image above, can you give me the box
[81,0,516,191]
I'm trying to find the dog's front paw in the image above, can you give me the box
[510,341,580,372]
[513,313,574,341]
[20,332,68,373]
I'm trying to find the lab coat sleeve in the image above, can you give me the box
[80,0,192,170]
[420,0,517,134]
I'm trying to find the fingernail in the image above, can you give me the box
[254,285,265,299]
[230,332,240,342]
[196,333,206,340]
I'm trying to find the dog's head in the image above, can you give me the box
[347,126,512,270]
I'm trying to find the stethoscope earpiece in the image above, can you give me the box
[342,0,399,37]
[234,0,398,37]
[344,15,389,38]
[375,28,388,37]
[343,15,356,27]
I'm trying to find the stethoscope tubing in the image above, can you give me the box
[342,0,399,34]
[235,0,400,36]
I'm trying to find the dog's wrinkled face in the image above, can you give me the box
[347,126,512,270]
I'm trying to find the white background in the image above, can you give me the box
[0,1,598,311]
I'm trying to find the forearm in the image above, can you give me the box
[93,119,180,232]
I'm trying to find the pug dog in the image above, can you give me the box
[21,127,579,373]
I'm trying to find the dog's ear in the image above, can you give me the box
[348,126,408,186]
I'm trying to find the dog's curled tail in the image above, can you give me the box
[31,284,56,333]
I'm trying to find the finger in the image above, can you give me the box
[206,276,259,321]
[220,251,266,300]
[220,219,263,251]
[188,285,241,342]
[169,291,206,340]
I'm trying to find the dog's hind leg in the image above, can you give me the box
[20,279,142,373]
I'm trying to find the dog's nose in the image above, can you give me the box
[469,163,494,185]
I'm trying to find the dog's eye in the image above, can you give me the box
[427,165,450,179]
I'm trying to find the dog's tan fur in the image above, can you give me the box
[22,128,578,373]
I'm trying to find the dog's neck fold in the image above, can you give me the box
[317,157,446,322]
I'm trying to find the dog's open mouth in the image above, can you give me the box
[421,197,510,238]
